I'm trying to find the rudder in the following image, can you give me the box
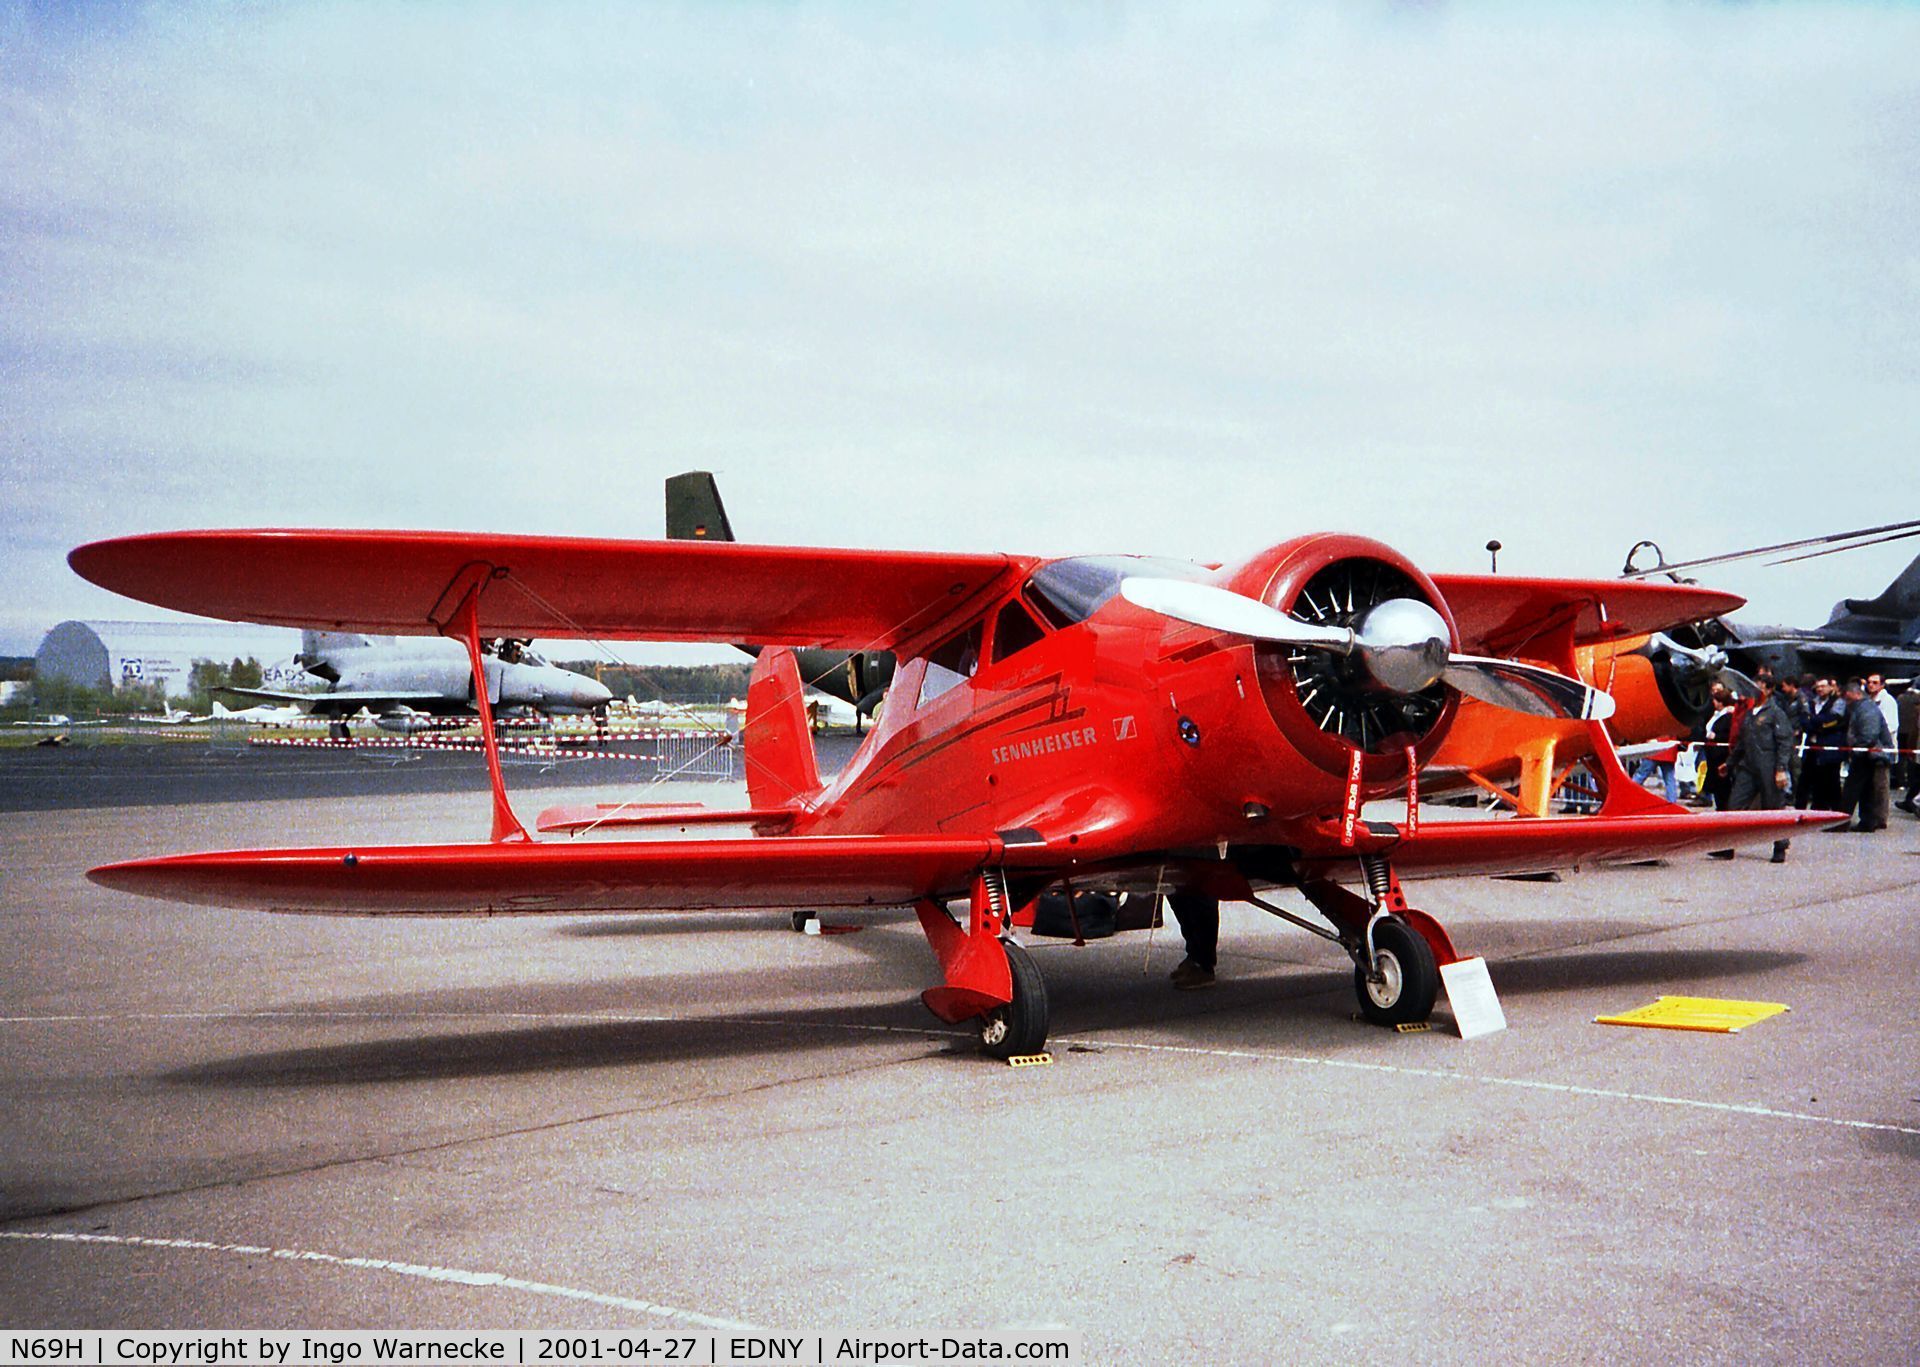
[744,647,822,809]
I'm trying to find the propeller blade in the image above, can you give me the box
[1442,656,1617,721]
[1118,578,1353,651]
[1647,632,1762,700]
[1716,665,1764,700]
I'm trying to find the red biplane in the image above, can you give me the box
[70,528,1834,1057]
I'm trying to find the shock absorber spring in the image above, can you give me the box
[1360,853,1392,906]
[983,867,1009,920]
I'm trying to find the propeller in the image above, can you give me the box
[1120,576,1616,731]
[1644,632,1762,701]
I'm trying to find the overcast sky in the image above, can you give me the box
[3,1,1916,662]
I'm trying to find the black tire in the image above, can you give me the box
[979,939,1049,1059]
[1354,916,1439,1027]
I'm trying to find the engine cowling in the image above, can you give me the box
[1222,534,1461,785]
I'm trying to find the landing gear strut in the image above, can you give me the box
[915,872,1051,1058]
[1291,858,1457,1029]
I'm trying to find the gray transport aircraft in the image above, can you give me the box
[665,471,895,714]
[223,630,612,737]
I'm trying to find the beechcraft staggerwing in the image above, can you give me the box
[69,527,1836,1057]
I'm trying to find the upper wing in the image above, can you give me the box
[89,833,1001,915]
[1300,809,1835,882]
[1430,575,1744,657]
[70,530,1032,653]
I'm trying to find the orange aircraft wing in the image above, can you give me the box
[1430,575,1743,657]
[69,530,1033,654]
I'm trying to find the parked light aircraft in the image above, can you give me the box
[1431,523,1920,814]
[131,701,205,725]
[224,629,612,736]
[70,525,1834,1057]
[209,699,307,727]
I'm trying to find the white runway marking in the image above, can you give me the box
[1070,1036,1920,1138]
[0,1230,761,1330]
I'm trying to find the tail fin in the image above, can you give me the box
[212,701,231,718]
[666,471,736,542]
[1832,551,1920,625]
[743,647,822,809]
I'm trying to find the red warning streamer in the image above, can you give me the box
[1340,746,1365,848]
[1405,744,1420,836]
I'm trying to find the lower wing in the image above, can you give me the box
[89,834,1001,916]
[1303,809,1839,882]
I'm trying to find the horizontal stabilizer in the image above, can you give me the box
[535,803,799,835]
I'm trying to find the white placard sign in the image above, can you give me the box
[1440,956,1507,1039]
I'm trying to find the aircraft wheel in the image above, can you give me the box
[978,939,1049,1059]
[1354,916,1438,1028]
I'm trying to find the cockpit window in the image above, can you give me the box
[1025,556,1211,629]
[990,599,1047,663]
[918,622,982,708]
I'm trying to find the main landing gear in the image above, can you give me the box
[1353,914,1438,1028]
[1280,855,1455,1029]
[914,872,1050,1059]
[975,939,1048,1060]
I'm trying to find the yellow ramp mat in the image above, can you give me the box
[1595,995,1789,1033]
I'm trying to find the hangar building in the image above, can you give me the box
[36,621,304,695]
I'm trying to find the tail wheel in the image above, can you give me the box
[1354,916,1438,1027]
[979,939,1049,1059]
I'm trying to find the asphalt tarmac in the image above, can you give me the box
[1,757,1916,1360]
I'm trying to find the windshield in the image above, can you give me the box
[1025,555,1210,628]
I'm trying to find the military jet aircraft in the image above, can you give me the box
[221,629,612,737]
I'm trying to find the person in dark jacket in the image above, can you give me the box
[1711,677,1794,862]
[1839,677,1893,831]
[1777,675,1808,796]
[1798,677,1848,812]
[1700,685,1737,811]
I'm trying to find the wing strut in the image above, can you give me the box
[438,562,530,843]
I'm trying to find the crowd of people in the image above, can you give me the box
[1696,669,1915,861]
